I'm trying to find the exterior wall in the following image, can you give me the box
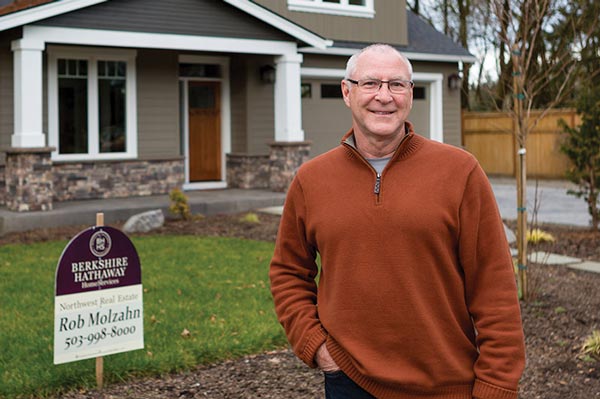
[254,0,408,45]
[0,164,5,205]
[302,78,350,157]
[229,54,275,156]
[413,62,462,147]
[137,49,181,159]
[35,0,292,41]
[0,29,21,166]
[230,56,249,154]
[245,56,275,156]
[52,158,184,201]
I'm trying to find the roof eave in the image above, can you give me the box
[223,0,331,49]
[0,0,333,50]
[0,0,107,32]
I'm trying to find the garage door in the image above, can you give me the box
[302,79,431,158]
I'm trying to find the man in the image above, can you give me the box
[269,44,525,399]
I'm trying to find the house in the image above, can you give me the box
[0,0,475,212]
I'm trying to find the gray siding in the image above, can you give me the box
[254,0,408,45]
[137,49,181,159]
[245,56,275,155]
[413,62,462,147]
[35,0,292,42]
[230,56,249,154]
[0,31,14,165]
[302,78,350,157]
[229,55,275,156]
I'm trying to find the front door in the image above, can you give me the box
[188,81,221,182]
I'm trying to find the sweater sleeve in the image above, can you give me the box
[458,163,526,399]
[269,176,327,368]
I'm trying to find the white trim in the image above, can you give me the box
[47,46,138,161]
[275,53,304,142]
[0,0,107,32]
[301,67,346,79]
[300,67,444,142]
[223,0,332,48]
[416,73,444,143]
[11,39,45,147]
[299,46,477,64]
[23,25,300,56]
[183,182,228,191]
[178,55,230,187]
[288,0,374,18]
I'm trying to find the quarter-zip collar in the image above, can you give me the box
[341,121,420,166]
[341,121,422,200]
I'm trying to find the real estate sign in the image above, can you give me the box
[54,226,144,365]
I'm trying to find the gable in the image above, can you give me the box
[33,0,293,42]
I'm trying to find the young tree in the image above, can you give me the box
[491,0,598,298]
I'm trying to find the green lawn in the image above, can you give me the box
[0,235,287,398]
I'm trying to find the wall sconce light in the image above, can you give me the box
[260,65,276,84]
[448,73,462,90]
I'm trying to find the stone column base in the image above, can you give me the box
[4,147,54,212]
[269,141,311,192]
[226,153,270,189]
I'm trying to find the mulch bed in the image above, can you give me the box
[3,212,599,398]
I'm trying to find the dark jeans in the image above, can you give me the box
[324,370,376,399]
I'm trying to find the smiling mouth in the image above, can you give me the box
[371,111,395,115]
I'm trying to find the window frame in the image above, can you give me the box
[48,46,137,161]
[288,0,375,18]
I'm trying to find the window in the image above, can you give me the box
[49,47,137,161]
[301,83,312,98]
[288,0,374,18]
[320,84,343,99]
[413,86,426,100]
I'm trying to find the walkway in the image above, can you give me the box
[0,189,286,236]
[491,177,600,273]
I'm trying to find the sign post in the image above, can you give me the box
[54,213,144,387]
[95,213,104,390]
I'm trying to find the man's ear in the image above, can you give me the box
[341,80,351,107]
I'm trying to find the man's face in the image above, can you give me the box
[341,49,413,142]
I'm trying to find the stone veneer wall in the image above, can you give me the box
[52,158,184,201]
[226,153,270,189]
[4,148,54,211]
[0,164,5,206]
[269,141,311,192]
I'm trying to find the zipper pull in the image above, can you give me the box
[374,173,381,194]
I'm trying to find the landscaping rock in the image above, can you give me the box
[122,209,164,233]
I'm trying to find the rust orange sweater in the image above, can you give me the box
[270,126,525,399]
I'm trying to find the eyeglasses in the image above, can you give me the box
[346,78,414,94]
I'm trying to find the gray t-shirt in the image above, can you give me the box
[367,157,391,174]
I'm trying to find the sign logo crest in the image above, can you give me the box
[89,230,112,258]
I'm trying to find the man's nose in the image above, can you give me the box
[375,83,393,101]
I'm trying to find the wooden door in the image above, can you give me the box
[188,81,221,182]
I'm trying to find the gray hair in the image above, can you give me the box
[344,43,413,80]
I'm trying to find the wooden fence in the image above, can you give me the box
[462,109,581,179]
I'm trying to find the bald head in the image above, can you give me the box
[344,44,413,81]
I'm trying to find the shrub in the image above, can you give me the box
[582,330,600,361]
[240,212,260,224]
[169,188,191,220]
[527,228,555,245]
[560,88,600,231]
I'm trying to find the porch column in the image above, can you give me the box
[274,53,304,142]
[11,39,46,147]
[270,53,311,192]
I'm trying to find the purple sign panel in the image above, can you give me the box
[55,226,141,296]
